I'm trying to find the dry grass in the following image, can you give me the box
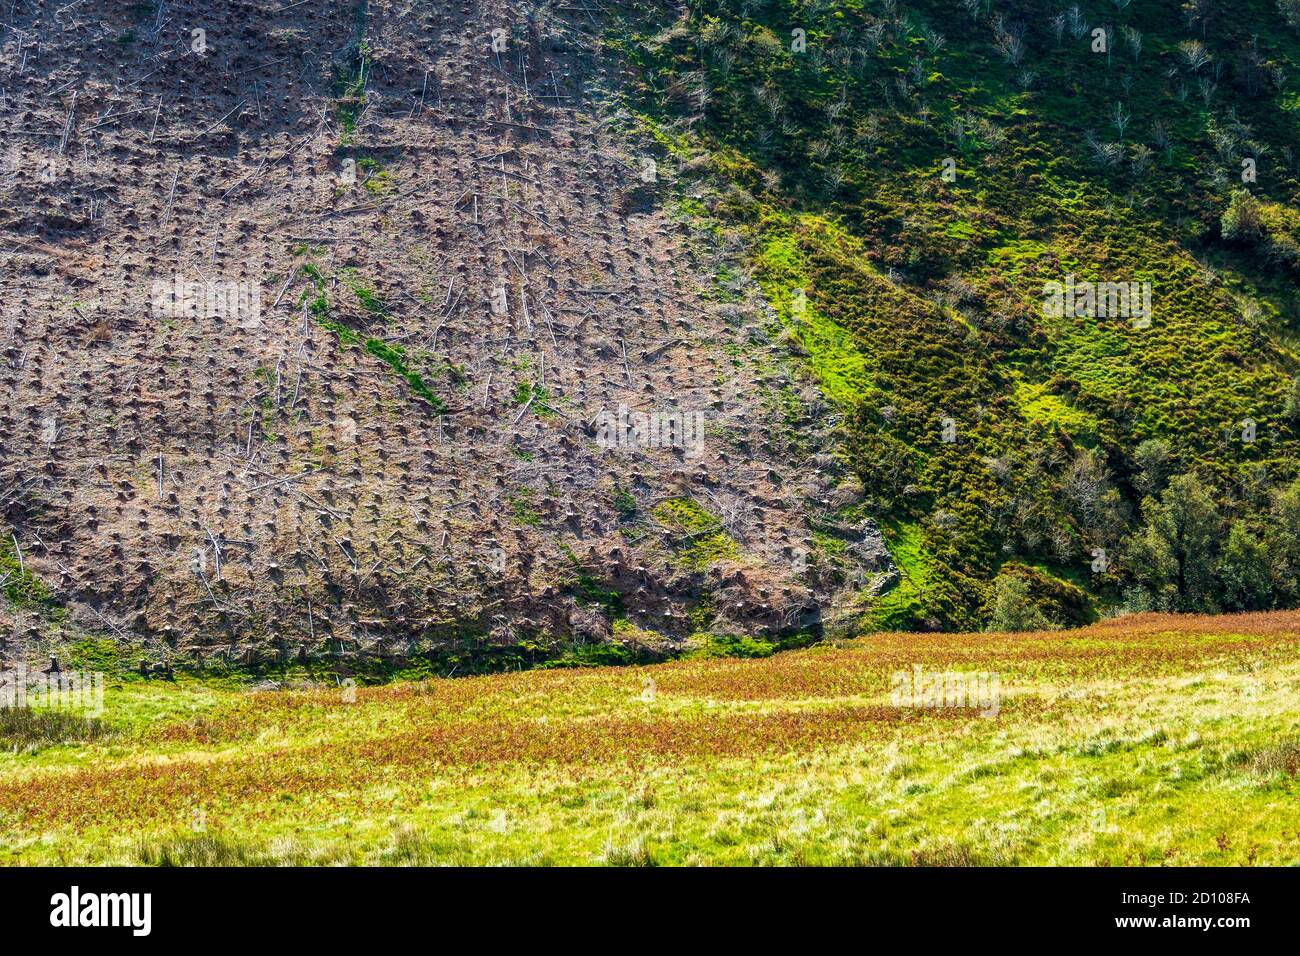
[1,611,1297,865]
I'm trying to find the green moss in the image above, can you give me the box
[756,223,874,409]
[333,32,371,144]
[652,497,720,534]
[67,638,139,678]
[356,157,394,196]
[508,490,542,527]
[560,545,624,614]
[864,522,931,631]
[345,270,388,316]
[652,498,739,571]
[613,487,638,522]
[685,632,777,659]
[0,535,63,619]
[295,259,445,413]
[363,339,447,413]
[513,382,558,417]
[634,115,694,160]
[681,533,739,571]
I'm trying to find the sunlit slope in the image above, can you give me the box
[1,610,1296,865]
[604,0,1300,629]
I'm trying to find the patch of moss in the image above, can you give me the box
[363,339,447,413]
[559,546,624,614]
[508,490,542,527]
[295,259,445,413]
[685,632,777,659]
[357,157,394,196]
[344,270,388,316]
[652,497,739,571]
[0,534,63,619]
[613,486,638,522]
[513,381,558,417]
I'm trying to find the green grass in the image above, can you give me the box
[362,339,446,412]
[866,521,934,630]
[345,270,388,316]
[652,498,740,570]
[756,224,875,409]
[1014,379,1102,445]
[512,381,558,417]
[0,535,63,619]
[333,24,370,145]
[295,261,447,413]
[508,490,542,527]
[1,612,1297,865]
[0,708,111,753]
[685,632,777,659]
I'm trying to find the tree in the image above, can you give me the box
[1281,0,1300,32]
[1062,447,1126,542]
[1283,374,1300,423]
[1218,521,1273,611]
[1063,448,1108,528]
[986,573,1053,631]
[1132,437,1173,497]
[1183,0,1217,37]
[1125,474,1221,611]
[1264,479,1300,605]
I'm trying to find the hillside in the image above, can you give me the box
[606,0,1300,631]
[0,0,890,673]
[3,0,1300,671]
[1,611,1297,864]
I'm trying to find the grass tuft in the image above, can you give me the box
[0,707,111,751]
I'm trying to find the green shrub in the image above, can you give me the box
[1221,190,1264,244]
[985,573,1054,632]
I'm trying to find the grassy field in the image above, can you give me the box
[1,611,1298,866]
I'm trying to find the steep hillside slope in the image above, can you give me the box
[0,0,890,672]
[3,0,1300,671]
[607,0,1300,629]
